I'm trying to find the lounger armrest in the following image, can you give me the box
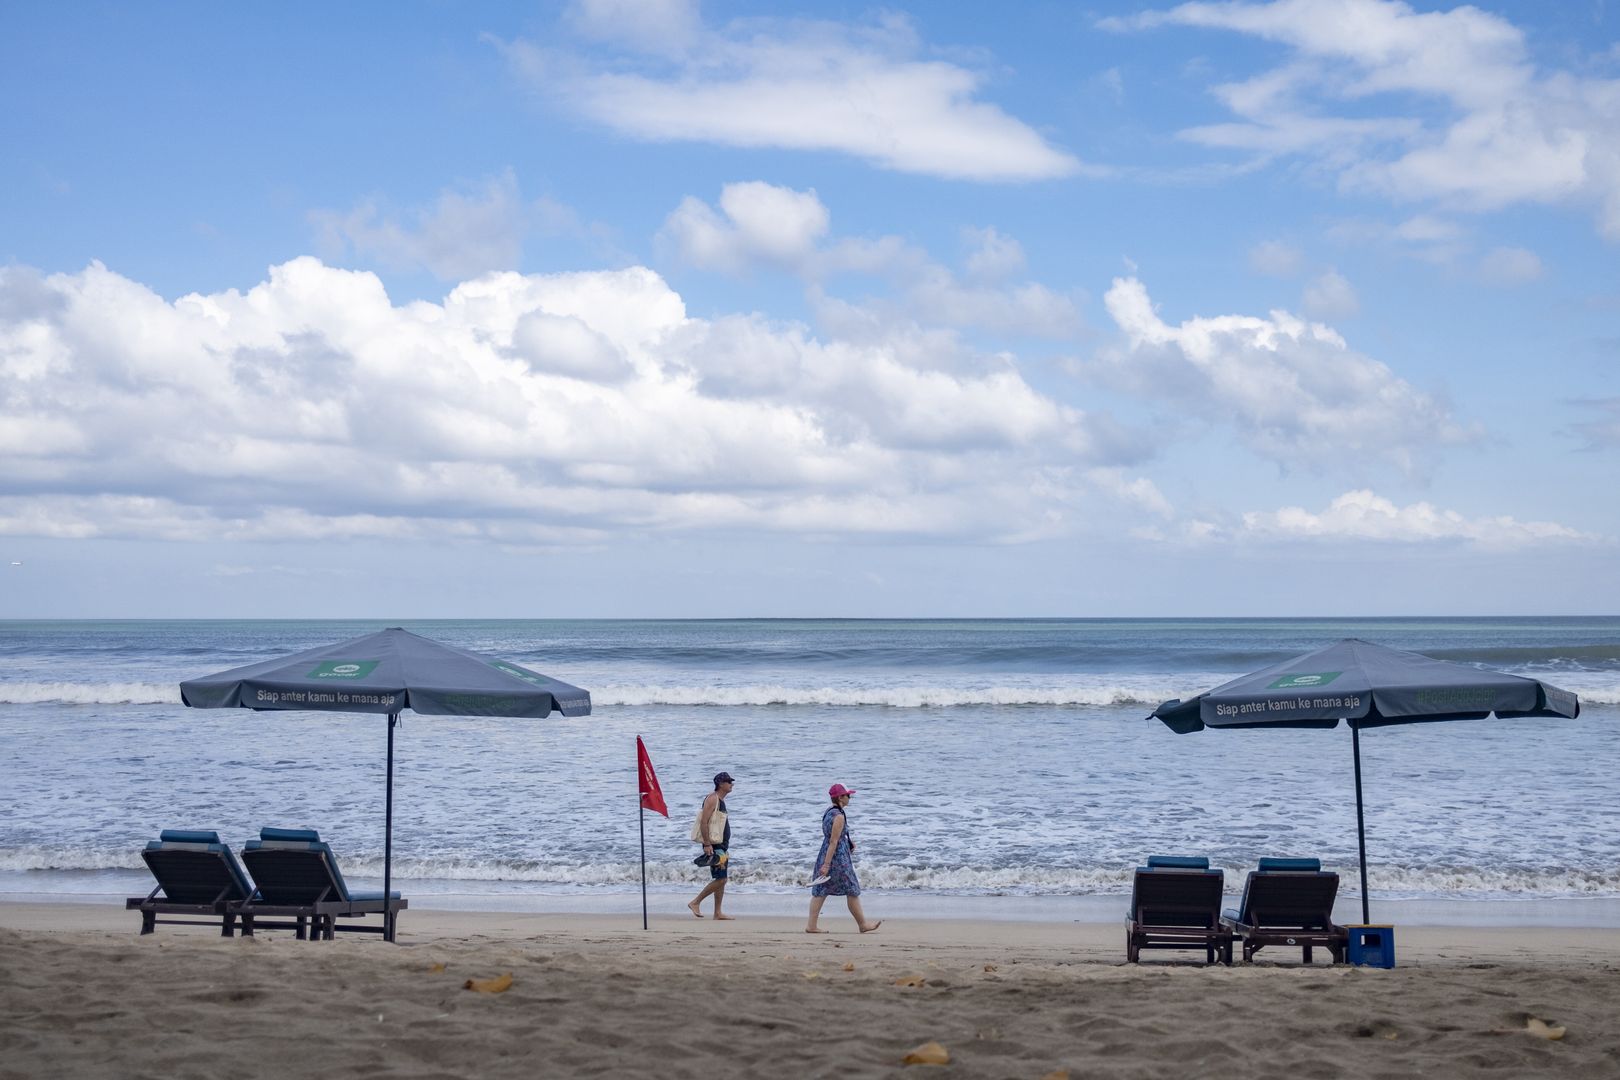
[346,890,403,901]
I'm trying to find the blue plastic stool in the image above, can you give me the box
[1346,925,1395,968]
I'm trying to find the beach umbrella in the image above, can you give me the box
[180,627,591,913]
[1151,638,1579,923]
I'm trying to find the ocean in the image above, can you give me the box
[2,617,1617,922]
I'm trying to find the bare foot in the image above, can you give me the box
[714,913,736,921]
[687,901,704,918]
[859,921,882,933]
[805,927,829,934]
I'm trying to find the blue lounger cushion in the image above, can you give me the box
[1257,857,1322,872]
[1146,855,1210,869]
[247,828,401,901]
[144,830,254,901]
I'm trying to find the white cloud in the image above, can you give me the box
[564,0,700,56]
[1477,245,1544,286]
[500,12,1084,182]
[962,227,1027,281]
[1301,267,1359,318]
[659,181,831,272]
[662,183,1085,338]
[0,258,1134,545]
[1091,276,1469,472]
[1113,0,1620,239]
[310,171,536,281]
[1249,239,1304,276]
[1569,398,1620,450]
[1238,489,1597,549]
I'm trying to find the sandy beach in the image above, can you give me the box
[3,903,1617,1079]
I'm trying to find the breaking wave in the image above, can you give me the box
[5,847,1617,899]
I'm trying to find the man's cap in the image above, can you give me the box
[714,771,735,785]
[828,783,856,799]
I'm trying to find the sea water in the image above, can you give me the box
[1,618,1617,921]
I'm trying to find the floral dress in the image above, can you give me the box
[811,805,859,897]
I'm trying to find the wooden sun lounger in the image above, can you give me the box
[125,830,255,936]
[1221,858,1348,964]
[1125,856,1233,965]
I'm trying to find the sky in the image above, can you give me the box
[1,0,1617,618]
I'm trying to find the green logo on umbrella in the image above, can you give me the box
[1268,671,1342,689]
[308,660,379,679]
[490,660,552,687]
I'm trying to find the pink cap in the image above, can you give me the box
[828,783,856,799]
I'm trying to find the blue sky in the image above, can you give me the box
[2,0,1617,617]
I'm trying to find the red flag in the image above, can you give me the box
[636,736,668,817]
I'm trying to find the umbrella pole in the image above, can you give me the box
[1351,723,1370,924]
[385,711,397,941]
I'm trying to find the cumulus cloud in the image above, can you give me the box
[0,258,1137,545]
[659,181,831,272]
[564,0,700,56]
[962,227,1027,281]
[1301,267,1359,318]
[1477,245,1544,286]
[310,171,536,281]
[499,10,1084,181]
[662,183,1085,339]
[1249,239,1304,276]
[1089,276,1470,472]
[1568,398,1620,451]
[1111,0,1620,239]
[1238,489,1597,549]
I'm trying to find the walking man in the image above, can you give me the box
[688,771,735,919]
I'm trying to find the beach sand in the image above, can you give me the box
[2,903,1617,1078]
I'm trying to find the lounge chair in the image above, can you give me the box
[1221,857,1348,964]
[238,827,407,942]
[125,829,255,936]
[1125,855,1232,965]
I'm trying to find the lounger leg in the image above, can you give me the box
[240,914,254,937]
[1126,931,1138,964]
[221,912,235,938]
[323,916,335,941]
[295,915,307,941]
[1303,943,1313,964]
[140,910,155,935]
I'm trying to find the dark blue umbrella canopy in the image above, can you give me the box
[1153,638,1578,734]
[181,627,591,718]
[1151,638,1579,923]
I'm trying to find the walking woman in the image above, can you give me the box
[805,783,881,934]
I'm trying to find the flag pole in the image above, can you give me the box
[639,797,648,930]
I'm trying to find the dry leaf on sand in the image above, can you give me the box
[1525,1017,1567,1040]
[803,972,821,980]
[427,962,446,974]
[843,962,856,972]
[901,1041,950,1066]
[982,964,998,973]
[893,975,928,987]
[1040,1071,1071,1080]
[463,973,513,994]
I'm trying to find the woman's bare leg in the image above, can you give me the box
[847,896,881,932]
[806,895,829,932]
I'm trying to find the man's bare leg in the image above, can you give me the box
[689,879,721,917]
